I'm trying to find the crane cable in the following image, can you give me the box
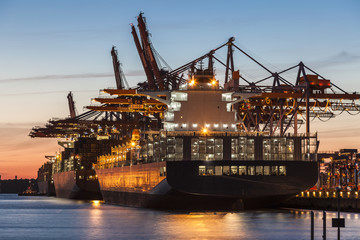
[284,99,296,116]
[346,100,360,116]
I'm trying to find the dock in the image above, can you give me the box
[283,190,360,212]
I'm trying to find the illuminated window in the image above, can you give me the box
[248,166,255,175]
[271,166,278,175]
[256,166,263,176]
[223,166,230,175]
[263,138,294,161]
[215,166,222,176]
[231,166,238,175]
[165,112,174,121]
[175,138,183,161]
[231,137,255,160]
[169,102,181,111]
[231,138,238,160]
[191,137,223,160]
[264,166,270,175]
[199,166,206,175]
[160,167,167,176]
[171,92,188,101]
[206,166,215,175]
[239,166,247,175]
[221,93,232,101]
[191,138,200,160]
[226,103,232,112]
[302,137,317,161]
[214,139,223,160]
[279,166,286,176]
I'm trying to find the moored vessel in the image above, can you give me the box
[53,137,120,200]
[30,12,360,210]
[37,159,55,196]
[94,67,319,210]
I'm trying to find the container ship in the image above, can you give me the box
[31,13,360,209]
[93,67,319,210]
[53,137,120,200]
[37,159,55,196]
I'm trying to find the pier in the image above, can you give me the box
[284,190,360,212]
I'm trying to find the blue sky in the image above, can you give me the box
[0,0,359,178]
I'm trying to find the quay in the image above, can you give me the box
[283,190,360,212]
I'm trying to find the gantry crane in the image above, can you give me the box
[30,47,144,139]
[67,91,77,118]
[85,13,360,139]
[31,13,360,141]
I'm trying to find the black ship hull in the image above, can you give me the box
[96,160,318,210]
[53,170,102,200]
[100,187,294,210]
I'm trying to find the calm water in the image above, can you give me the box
[0,194,360,239]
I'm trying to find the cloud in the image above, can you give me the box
[0,89,97,97]
[125,70,146,77]
[0,73,113,83]
[0,70,145,84]
[319,127,360,136]
[0,122,45,129]
[311,51,360,68]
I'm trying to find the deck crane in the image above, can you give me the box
[136,12,165,91]
[30,46,146,139]
[32,14,360,141]
[131,23,156,90]
[131,13,171,91]
[111,46,129,90]
[67,92,76,118]
[132,33,360,137]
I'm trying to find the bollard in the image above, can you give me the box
[311,211,314,240]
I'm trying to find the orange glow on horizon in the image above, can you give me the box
[0,124,58,179]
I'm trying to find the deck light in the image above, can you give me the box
[202,128,208,134]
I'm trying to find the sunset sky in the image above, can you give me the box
[0,0,359,179]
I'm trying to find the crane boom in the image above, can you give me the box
[131,24,156,90]
[137,13,165,90]
[111,46,123,89]
[67,92,76,118]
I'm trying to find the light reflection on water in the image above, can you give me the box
[1,194,360,240]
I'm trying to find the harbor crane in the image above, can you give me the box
[31,13,360,141]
